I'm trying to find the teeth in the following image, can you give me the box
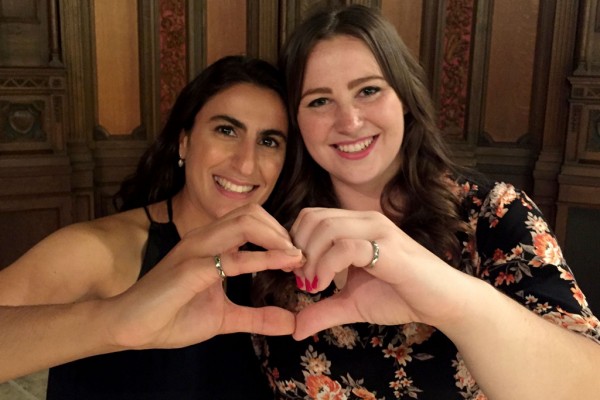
[214,176,254,193]
[336,137,374,153]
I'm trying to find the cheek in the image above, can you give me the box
[262,155,286,186]
[297,112,325,145]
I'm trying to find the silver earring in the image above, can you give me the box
[178,157,184,168]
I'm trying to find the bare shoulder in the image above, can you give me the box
[0,208,150,305]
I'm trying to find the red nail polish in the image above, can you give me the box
[311,275,318,290]
[295,275,304,289]
[305,278,312,291]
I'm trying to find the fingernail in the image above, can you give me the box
[295,275,304,289]
[305,278,312,291]
[311,275,318,290]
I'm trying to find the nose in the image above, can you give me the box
[232,139,256,176]
[334,103,363,134]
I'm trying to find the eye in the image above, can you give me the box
[216,125,235,136]
[307,97,329,108]
[259,137,280,148]
[360,86,380,97]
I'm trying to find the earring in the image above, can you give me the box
[178,157,185,168]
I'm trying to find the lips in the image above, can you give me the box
[213,176,256,193]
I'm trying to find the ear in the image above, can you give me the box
[178,130,189,160]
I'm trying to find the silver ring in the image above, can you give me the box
[365,240,379,269]
[214,255,226,280]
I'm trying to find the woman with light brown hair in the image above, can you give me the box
[254,5,600,399]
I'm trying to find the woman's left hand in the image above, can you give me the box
[290,208,468,340]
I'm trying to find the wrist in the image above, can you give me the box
[434,274,499,339]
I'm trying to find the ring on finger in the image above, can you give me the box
[363,240,379,269]
[213,254,227,280]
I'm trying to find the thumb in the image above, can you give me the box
[292,295,358,340]
[221,304,296,336]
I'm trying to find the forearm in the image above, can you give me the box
[0,300,120,383]
[439,276,600,400]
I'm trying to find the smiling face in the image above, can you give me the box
[297,35,404,198]
[179,82,288,221]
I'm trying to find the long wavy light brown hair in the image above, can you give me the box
[254,5,476,307]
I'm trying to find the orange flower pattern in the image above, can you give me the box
[255,181,600,399]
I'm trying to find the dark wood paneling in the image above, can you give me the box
[563,206,600,313]
[0,196,71,268]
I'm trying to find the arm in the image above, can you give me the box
[0,248,303,383]
[290,188,600,399]
[0,300,113,382]
[0,205,304,383]
[439,272,600,400]
[439,184,600,399]
[0,219,130,382]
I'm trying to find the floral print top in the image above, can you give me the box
[253,181,600,400]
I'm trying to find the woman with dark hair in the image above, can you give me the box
[0,55,303,399]
[254,5,600,399]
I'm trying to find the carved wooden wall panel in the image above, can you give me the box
[484,0,538,144]
[0,196,71,266]
[206,0,246,65]
[159,0,188,126]
[381,0,422,59]
[1,0,598,284]
[0,0,51,67]
[556,0,600,260]
[93,0,141,136]
[92,0,161,216]
[0,69,66,153]
[0,0,72,268]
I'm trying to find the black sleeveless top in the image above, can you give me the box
[47,199,273,399]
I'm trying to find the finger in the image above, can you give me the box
[295,213,379,252]
[221,304,295,336]
[185,214,297,259]
[218,249,308,293]
[289,207,331,244]
[292,215,377,292]
[215,248,305,278]
[169,249,305,303]
[290,210,348,289]
[307,238,375,292]
[289,207,316,238]
[290,207,377,239]
[221,204,291,241]
[293,295,357,340]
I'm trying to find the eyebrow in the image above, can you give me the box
[210,114,287,142]
[300,75,385,101]
[210,114,246,130]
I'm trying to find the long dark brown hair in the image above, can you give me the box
[114,55,290,211]
[255,5,474,306]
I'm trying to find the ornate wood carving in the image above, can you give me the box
[0,68,66,153]
[556,0,600,249]
[159,0,187,127]
[438,0,474,139]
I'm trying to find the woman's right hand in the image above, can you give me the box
[103,204,304,351]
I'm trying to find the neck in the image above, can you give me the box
[170,190,212,236]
